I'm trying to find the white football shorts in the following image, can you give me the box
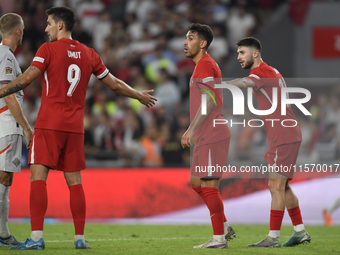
[0,134,22,173]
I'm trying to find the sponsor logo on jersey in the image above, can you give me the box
[5,66,13,75]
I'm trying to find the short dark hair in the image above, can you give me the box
[236,37,262,52]
[46,6,75,32]
[187,23,214,49]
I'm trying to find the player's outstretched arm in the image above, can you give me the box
[223,77,256,90]
[0,66,41,99]
[1,83,33,149]
[101,73,157,108]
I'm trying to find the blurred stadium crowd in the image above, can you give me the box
[1,0,339,168]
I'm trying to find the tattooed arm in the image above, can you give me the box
[0,66,41,98]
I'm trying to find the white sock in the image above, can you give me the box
[328,197,340,214]
[213,234,225,243]
[268,230,280,238]
[74,235,85,242]
[31,231,43,241]
[294,224,305,232]
[224,221,230,234]
[224,221,230,228]
[0,184,10,238]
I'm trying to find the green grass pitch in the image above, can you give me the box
[3,224,340,254]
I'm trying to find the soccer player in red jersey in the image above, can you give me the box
[181,23,235,249]
[0,7,156,250]
[225,37,311,247]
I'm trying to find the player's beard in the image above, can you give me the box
[185,45,199,59]
[185,50,192,58]
[243,57,254,69]
[48,31,57,42]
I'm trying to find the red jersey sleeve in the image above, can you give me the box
[31,43,50,73]
[91,49,109,79]
[194,59,216,94]
[247,67,267,91]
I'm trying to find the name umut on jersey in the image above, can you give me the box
[68,50,81,59]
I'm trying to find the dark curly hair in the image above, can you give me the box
[187,23,214,50]
[236,37,262,52]
[46,6,76,32]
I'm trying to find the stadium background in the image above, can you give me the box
[0,0,340,225]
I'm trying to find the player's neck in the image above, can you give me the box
[1,37,17,53]
[250,58,263,71]
[193,51,207,64]
[57,31,73,41]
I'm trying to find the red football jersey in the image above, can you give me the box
[247,62,302,148]
[190,54,230,147]
[31,38,108,133]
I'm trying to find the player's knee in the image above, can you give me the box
[8,177,13,186]
[0,172,12,186]
[190,177,201,187]
[30,172,48,182]
[201,178,220,188]
[268,179,285,193]
[0,178,10,186]
[64,171,82,187]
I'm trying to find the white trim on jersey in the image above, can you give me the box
[44,71,49,96]
[201,94,207,115]
[33,57,45,63]
[260,88,273,104]
[30,136,35,164]
[273,68,280,74]
[208,149,212,176]
[97,68,109,79]
[271,149,278,168]
[249,74,260,80]
[202,77,214,83]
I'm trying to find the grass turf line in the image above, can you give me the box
[2,224,340,254]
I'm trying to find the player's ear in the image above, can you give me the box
[58,21,63,31]
[200,40,207,49]
[253,50,259,58]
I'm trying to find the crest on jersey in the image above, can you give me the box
[5,66,13,75]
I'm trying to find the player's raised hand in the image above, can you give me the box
[138,90,157,108]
